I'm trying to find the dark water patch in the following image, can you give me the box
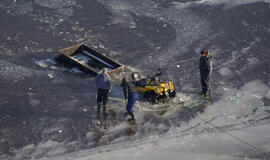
[0,10,67,48]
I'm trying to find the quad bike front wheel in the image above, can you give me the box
[169,90,176,98]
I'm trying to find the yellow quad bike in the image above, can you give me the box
[132,72,176,103]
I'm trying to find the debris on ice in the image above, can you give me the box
[48,74,53,78]
[99,44,105,49]
[35,59,57,68]
[68,67,84,74]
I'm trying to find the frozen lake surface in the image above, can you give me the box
[0,0,270,159]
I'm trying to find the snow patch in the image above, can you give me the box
[36,124,270,160]
[242,21,249,26]
[240,79,269,96]
[103,1,135,27]
[30,99,41,106]
[218,67,232,76]
[171,2,191,9]
[35,0,75,9]
[35,59,57,68]
[247,57,260,66]
[171,0,270,10]
[241,41,256,54]
[196,0,270,9]
[68,67,84,74]
[57,99,80,108]
[13,140,63,160]
[0,60,40,79]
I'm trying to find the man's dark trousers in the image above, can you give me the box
[97,88,109,105]
[200,73,210,95]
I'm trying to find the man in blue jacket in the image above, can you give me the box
[199,49,213,97]
[95,68,111,115]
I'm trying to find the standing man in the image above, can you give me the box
[199,49,213,97]
[120,75,138,122]
[95,67,111,115]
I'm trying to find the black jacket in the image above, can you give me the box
[199,56,212,77]
[121,79,137,100]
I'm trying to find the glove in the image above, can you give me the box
[125,99,128,104]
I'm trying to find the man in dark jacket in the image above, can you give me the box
[199,49,213,97]
[120,76,138,122]
[95,68,111,114]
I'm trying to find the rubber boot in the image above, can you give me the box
[97,103,101,114]
[203,92,210,100]
[128,112,136,122]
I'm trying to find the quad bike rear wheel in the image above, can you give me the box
[150,91,159,103]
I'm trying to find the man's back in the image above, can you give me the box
[95,72,111,89]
